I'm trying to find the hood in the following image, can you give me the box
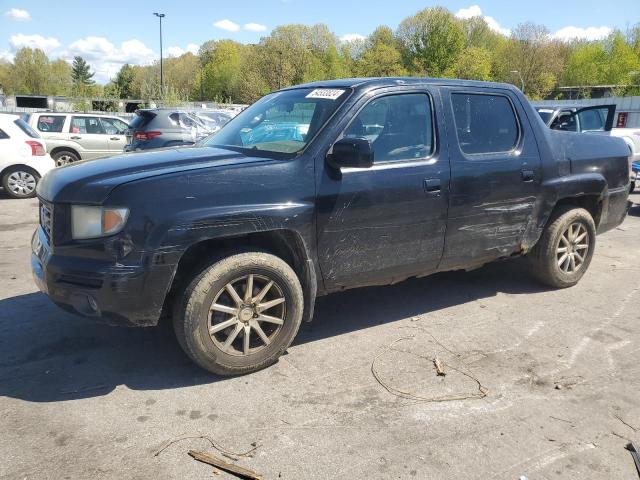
[37,146,266,204]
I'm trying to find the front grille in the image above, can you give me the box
[40,201,53,241]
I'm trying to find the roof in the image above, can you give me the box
[280,77,518,92]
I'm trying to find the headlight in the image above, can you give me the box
[71,206,129,240]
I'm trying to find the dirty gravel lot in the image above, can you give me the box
[1,192,640,480]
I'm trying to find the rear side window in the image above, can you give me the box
[0,128,8,139]
[37,115,65,133]
[70,117,105,134]
[451,93,519,155]
[100,118,128,135]
[344,93,434,163]
[14,119,40,138]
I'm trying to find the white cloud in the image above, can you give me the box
[244,22,267,32]
[214,19,240,32]
[552,26,612,42]
[63,36,155,83]
[483,15,511,36]
[167,43,200,57]
[4,8,30,21]
[455,5,482,18]
[9,33,60,53]
[340,33,366,43]
[455,5,511,36]
[167,46,185,57]
[0,51,13,62]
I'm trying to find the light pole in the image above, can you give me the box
[153,12,165,97]
[510,70,524,93]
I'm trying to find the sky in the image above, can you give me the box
[1,0,638,83]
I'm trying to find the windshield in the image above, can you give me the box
[203,87,350,157]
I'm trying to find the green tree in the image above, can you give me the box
[199,40,244,101]
[396,7,465,76]
[71,56,95,87]
[12,47,50,94]
[499,23,568,99]
[48,59,73,96]
[113,64,135,98]
[450,46,493,80]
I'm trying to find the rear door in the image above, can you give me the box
[69,116,110,159]
[438,88,542,269]
[100,117,128,154]
[316,87,450,288]
[32,114,67,148]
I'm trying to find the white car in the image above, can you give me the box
[0,114,55,199]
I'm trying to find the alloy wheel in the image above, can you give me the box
[208,274,286,356]
[55,154,73,167]
[557,222,589,274]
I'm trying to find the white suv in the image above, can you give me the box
[25,113,129,166]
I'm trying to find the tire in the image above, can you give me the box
[173,251,304,376]
[1,167,40,199]
[52,150,79,166]
[527,206,596,288]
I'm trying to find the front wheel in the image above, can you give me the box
[527,206,596,288]
[173,252,304,376]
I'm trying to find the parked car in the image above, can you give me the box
[125,109,212,151]
[24,112,129,166]
[193,111,232,134]
[0,113,54,199]
[535,104,640,190]
[32,78,630,376]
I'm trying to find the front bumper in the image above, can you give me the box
[31,226,175,327]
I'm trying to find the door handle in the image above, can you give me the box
[424,178,441,196]
[70,136,81,140]
[110,137,120,141]
[521,169,534,182]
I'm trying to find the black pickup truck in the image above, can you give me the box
[31,78,631,375]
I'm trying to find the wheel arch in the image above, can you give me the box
[523,173,607,252]
[0,163,40,180]
[50,146,81,160]
[164,229,317,324]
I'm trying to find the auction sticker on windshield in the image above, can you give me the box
[306,89,345,100]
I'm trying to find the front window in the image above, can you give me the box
[203,87,350,157]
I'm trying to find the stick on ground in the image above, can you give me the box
[188,450,263,480]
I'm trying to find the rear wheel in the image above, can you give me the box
[2,167,40,199]
[528,206,596,288]
[52,150,79,166]
[173,252,304,376]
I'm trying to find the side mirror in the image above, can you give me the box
[329,137,374,168]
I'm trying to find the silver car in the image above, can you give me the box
[25,112,129,166]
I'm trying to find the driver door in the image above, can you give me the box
[315,88,450,289]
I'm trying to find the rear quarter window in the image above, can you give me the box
[0,128,9,139]
[130,114,152,130]
[14,119,40,138]
[451,93,519,155]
